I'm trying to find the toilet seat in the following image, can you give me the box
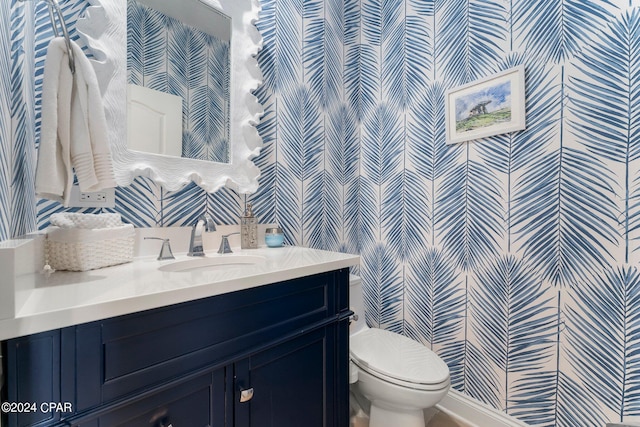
[350,328,450,391]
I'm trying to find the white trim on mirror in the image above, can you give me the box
[76,0,263,193]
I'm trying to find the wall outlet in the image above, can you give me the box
[68,185,115,208]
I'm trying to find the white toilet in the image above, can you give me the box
[349,275,450,427]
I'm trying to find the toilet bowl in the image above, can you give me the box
[349,275,450,427]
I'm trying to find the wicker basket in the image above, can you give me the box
[46,224,135,272]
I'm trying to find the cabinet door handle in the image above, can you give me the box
[240,387,254,402]
[150,409,170,426]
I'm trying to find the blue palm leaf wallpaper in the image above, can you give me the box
[436,0,507,86]
[406,248,464,348]
[114,177,162,227]
[514,0,617,64]
[345,43,378,121]
[361,243,404,331]
[568,8,640,265]
[566,266,640,423]
[472,255,558,417]
[9,0,36,238]
[437,157,504,271]
[250,95,278,223]
[459,331,502,410]
[326,103,359,253]
[0,0,12,241]
[6,0,640,425]
[127,0,165,86]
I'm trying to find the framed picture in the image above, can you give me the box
[445,65,526,144]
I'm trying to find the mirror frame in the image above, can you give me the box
[75,0,263,193]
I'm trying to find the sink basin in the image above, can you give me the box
[158,255,266,273]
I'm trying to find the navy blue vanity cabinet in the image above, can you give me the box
[2,269,351,427]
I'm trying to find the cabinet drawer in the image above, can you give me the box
[72,270,346,410]
[70,371,223,427]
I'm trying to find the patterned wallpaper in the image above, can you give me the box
[341,1,640,426]
[2,0,640,426]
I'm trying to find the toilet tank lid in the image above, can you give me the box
[350,328,450,385]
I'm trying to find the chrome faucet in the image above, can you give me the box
[188,213,216,257]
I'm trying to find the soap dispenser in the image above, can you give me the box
[241,203,258,249]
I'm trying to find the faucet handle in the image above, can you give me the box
[218,232,240,254]
[144,237,175,260]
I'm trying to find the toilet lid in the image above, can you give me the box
[350,328,450,386]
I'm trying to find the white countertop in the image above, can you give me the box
[0,245,359,341]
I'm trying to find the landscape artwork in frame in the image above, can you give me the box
[445,66,526,144]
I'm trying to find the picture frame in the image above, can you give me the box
[445,65,526,144]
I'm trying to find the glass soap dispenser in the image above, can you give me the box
[241,203,258,249]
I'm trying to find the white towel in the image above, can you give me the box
[35,37,116,206]
[49,212,123,229]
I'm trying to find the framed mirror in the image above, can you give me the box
[75,0,263,193]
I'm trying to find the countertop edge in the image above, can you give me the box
[0,250,359,341]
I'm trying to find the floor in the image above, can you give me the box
[350,392,473,427]
[351,407,472,427]
[423,407,473,427]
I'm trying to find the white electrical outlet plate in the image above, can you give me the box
[68,185,116,208]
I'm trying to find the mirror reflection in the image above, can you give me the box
[126,0,231,163]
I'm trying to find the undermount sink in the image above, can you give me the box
[158,255,266,273]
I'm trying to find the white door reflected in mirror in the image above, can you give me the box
[127,84,182,157]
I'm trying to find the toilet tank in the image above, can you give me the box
[349,275,367,335]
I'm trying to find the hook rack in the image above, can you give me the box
[20,0,75,74]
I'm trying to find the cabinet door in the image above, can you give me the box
[3,330,61,427]
[69,370,225,427]
[234,327,338,427]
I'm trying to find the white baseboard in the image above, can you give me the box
[437,390,530,427]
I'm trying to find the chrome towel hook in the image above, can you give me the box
[19,0,75,74]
